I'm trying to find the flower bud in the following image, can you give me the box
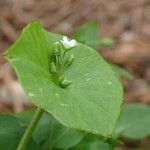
[50,62,57,73]
[59,76,72,88]
[65,55,74,67]
[53,42,60,56]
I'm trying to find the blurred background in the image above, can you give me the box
[0,0,150,149]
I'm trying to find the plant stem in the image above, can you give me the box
[17,107,44,150]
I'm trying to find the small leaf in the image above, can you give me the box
[115,104,150,139]
[72,21,99,48]
[99,38,113,47]
[110,64,134,80]
[106,138,123,148]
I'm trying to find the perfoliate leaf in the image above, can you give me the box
[5,21,123,137]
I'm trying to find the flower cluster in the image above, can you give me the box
[50,36,77,88]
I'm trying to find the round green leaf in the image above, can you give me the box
[116,104,150,139]
[4,21,123,137]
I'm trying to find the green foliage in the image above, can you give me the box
[99,38,113,47]
[110,64,134,80]
[0,110,83,150]
[0,114,24,150]
[72,21,99,48]
[16,110,53,149]
[4,20,149,150]
[5,21,123,137]
[48,118,83,149]
[70,140,111,150]
[72,21,114,48]
[128,148,147,150]
[0,114,39,150]
[106,138,123,148]
[18,110,83,150]
[69,134,113,150]
[0,111,120,150]
[72,21,133,81]
[2,104,150,150]
[116,104,150,139]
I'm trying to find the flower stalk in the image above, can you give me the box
[17,107,44,150]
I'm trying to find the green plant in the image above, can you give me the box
[1,21,149,150]
[3,21,123,149]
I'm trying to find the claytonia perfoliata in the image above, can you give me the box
[61,36,77,49]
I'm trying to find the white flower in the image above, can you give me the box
[61,36,77,49]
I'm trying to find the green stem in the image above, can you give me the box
[17,107,44,150]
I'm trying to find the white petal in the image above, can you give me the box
[64,43,70,49]
[61,36,77,49]
[69,40,77,47]
[63,36,69,43]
